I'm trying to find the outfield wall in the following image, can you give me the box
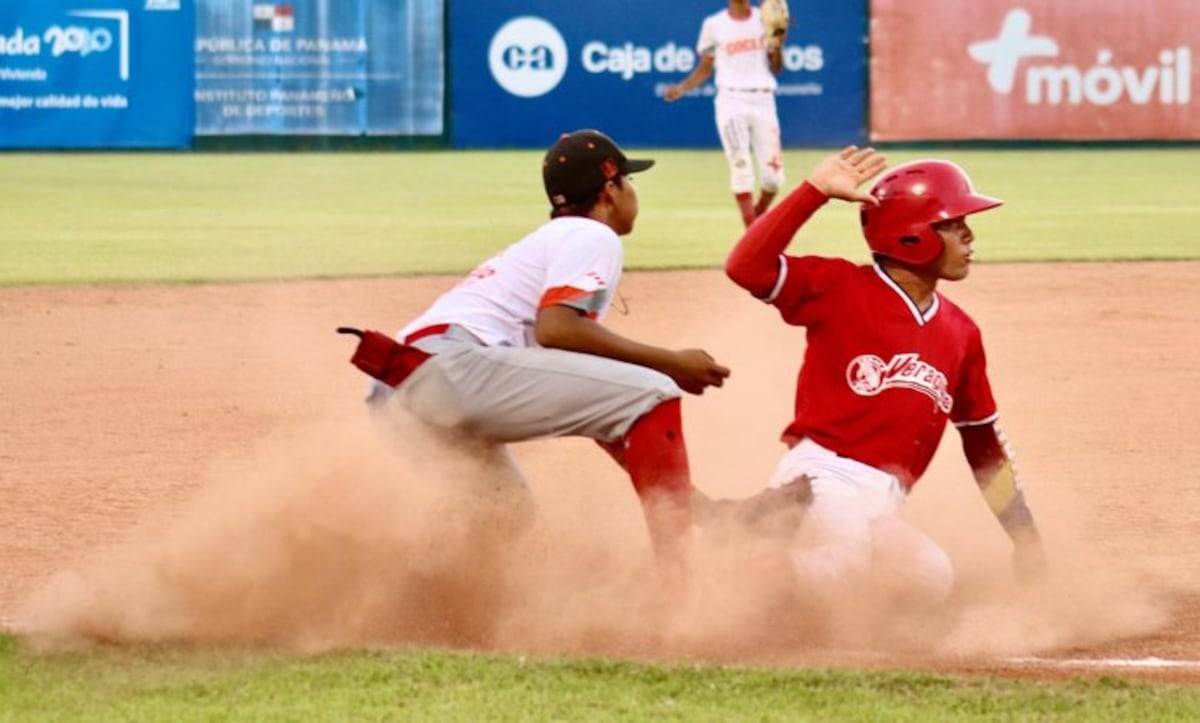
[870,0,1198,142]
[449,1,866,148]
[1,1,1197,148]
[0,0,194,149]
[194,0,443,137]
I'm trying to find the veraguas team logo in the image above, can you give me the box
[846,352,953,413]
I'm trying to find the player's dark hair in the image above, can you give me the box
[549,175,625,219]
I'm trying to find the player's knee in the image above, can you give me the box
[761,169,786,194]
[635,367,682,399]
[790,539,871,588]
[600,370,681,441]
[909,544,955,605]
[729,159,756,193]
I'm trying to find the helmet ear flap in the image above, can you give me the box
[885,229,943,267]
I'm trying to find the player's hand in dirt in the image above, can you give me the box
[668,349,730,395]
[1012,536,1049,584]
[807,145,888,204]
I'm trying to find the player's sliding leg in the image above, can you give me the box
[869,516,954,608]
[621,398,693,567]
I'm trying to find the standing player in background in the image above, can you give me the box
[664,0,788,228]
[723,146,1047,608]
[339,129,730,568]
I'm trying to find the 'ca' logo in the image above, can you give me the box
[488,16,568,98]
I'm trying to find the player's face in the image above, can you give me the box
[608,174,640,235]
[932,217,974,281]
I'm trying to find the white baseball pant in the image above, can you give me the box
[382,327,680,443]
[714,89,785,195]
[365,325,683,529]
[769,438,954,608]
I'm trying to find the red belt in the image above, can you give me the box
[404,324,451,345]
[337,326,432,388]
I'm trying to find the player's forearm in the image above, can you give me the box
[674,65,713,93]
[536,309,679,373]
[768,46,784,74]
[724,181,829,298]
[961,423,1042,544]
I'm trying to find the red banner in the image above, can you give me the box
[870,0,1197,140]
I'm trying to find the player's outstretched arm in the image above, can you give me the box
[960,422,1048,582]
[536,305,730,394]
[664,54,715,102]
[725,146,886,299]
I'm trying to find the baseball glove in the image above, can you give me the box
[760,0,790,51]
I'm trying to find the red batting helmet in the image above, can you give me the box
[860,160,1002,266]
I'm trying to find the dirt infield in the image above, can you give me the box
[2,263,1198,681]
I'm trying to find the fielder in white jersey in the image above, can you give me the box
[665,0,786,227]
[340,130,731,568]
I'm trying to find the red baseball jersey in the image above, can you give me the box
[767,257,998,489]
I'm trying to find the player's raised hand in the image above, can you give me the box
[807,146,888,204]
[669,349,731,395]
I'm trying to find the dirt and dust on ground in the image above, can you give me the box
[2,264,1199,680]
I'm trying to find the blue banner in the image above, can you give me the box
[0,0,194,149]
[195,0,443,135]
[449,1,866,148]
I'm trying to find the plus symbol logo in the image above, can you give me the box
[967,9,1058,94]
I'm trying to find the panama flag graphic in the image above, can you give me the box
[252,3,294,33]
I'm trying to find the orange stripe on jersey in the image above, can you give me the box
[539,285,606,320]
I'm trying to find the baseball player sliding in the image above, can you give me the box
[339,130,730,567]
[724,146,1047,607]
[664,0,789,228]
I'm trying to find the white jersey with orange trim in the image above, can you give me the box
[377,214,678,447]
[398,216,622,348]
[697,8,777,93]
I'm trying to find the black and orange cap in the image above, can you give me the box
[542,129,654,208]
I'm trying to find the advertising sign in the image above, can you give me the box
[871,0,1198,140]
[195,0,443,135]
[0,0,194,149]
[450,1,867,148]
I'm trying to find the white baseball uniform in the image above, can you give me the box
[371,216,680,446]
[697,7,785,195]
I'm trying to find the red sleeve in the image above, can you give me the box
[770,256,858,326]
[725,181,830,299]
[951,326,998,426]
[960,422,1006,471]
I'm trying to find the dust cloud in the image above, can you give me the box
[14,407,800,661]
[14,272,1186,667]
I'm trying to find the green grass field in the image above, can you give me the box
[3,636,1200,722]
[3,148,1199,719]
[1,148,1197,286]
